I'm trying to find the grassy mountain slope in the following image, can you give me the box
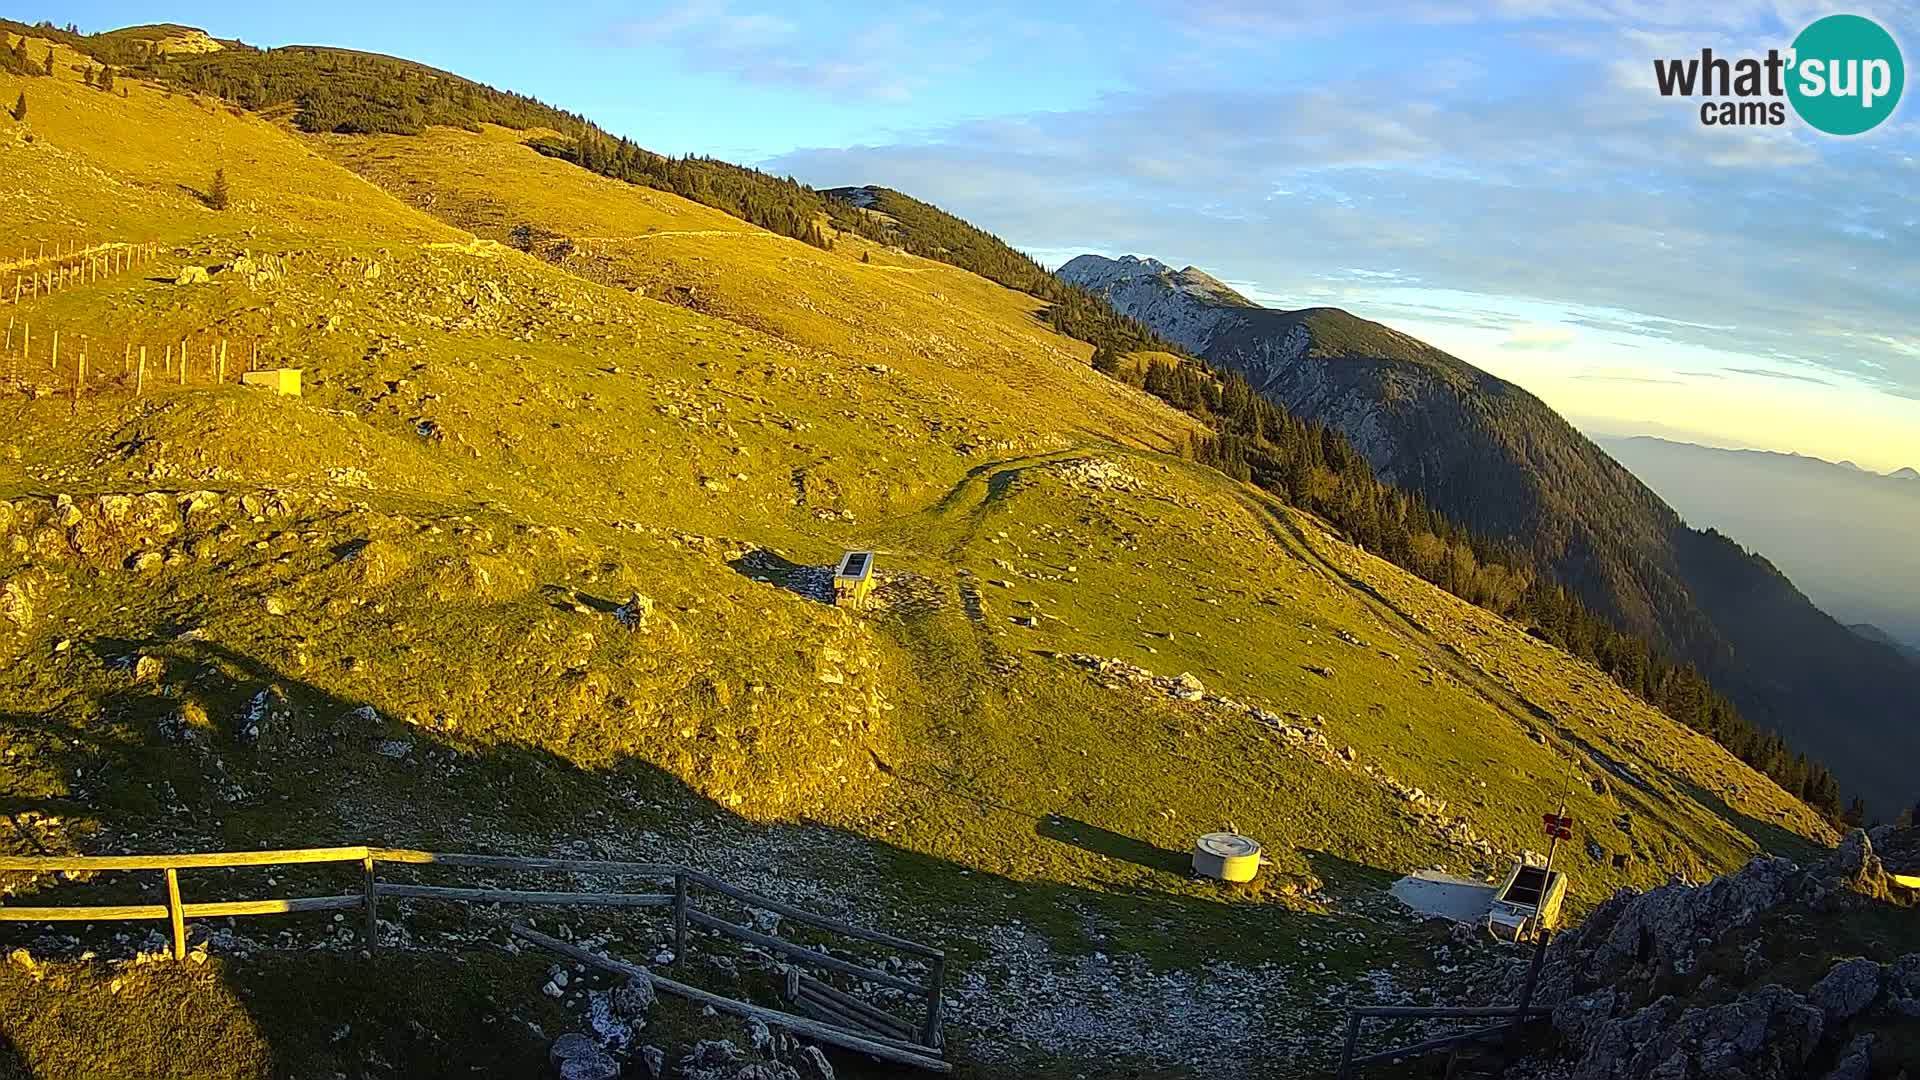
[0,29,1836,1079]
[1060,255,1920,818]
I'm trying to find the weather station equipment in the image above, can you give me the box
[833,550,877,609]
[1191,832,1263,882]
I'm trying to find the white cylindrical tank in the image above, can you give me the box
[1193,832,1262,882]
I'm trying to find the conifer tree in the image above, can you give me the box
[209,167,230,211]
[42,46,53,76]
[10,92,24,122]
[97,65,113,92]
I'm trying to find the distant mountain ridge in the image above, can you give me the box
[1601,435,1920,660]
[1060,253,1920,816]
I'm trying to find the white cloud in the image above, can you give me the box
[1502,323,1579,349]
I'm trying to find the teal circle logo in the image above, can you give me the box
[1787,14,1904,135]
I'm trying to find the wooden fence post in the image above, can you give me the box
[137,349,146,396]
[50,330,58,370]
[165,867,186,960]
[362,853,378,950]
[921,955,946,1049]
[673,871,689,960]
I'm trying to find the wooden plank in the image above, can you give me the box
[1349,1021,1526,1068]
[0,847,370,872]
[362,854,378,951]
[793,988,930,1053]
[795,975,919,1041]
[1337,1013,1362,1080]
[685,871,941,959]
[921,953,947,1049]
[686,909,923,994]
[0,904,170,922]
[1351,1006,1551,1019]
[510,925,950,1073]
[673,871,688,958]
[182,895,361,918]
[166,868,186,960]
[375,883,672,907]
[369,849,677,877]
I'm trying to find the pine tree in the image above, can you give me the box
[83,66,96,87]
[209,168,231,211]
[10,92,24,122]
[97,65,114,92]
[42,46,53,77]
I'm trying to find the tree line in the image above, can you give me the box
[527,133,834,250]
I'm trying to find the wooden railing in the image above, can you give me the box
[1335,931,1552,1077]
[0,846,948,1070]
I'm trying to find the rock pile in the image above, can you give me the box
[1048,456,1143,493]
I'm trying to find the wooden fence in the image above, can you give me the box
[5,317,272,400]
[0,846,948,1071]
[1335,931,1552,1077]
[2,241,161,305]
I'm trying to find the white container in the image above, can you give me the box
[1193,833,1262,882]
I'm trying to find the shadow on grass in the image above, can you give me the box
[726,548,834,605]
[1037,814,1189,876]
[0,1029,32,1080]
[0,629,1419,1080]
[1675,778,1825,863]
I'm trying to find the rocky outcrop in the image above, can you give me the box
[1508,829,1915,1080]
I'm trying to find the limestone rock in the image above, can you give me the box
[794,1046,834,1080]
[1568,986,1822,1080]
[677,1040,743,1080]
[548,1033,598,1067]
[1809,958,1882,1024]
[1169,672,1205,700]
[173,265,210,285]
[732,1066,800,1080]
[611,974,655,1018]
[1888,954,1920,1017]
[1,575,39,628]
[615,593,653,630]
[1823,1034,1875,1080]
[1815,829,1888,900]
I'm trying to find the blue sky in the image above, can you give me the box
[36,0,1920,470]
